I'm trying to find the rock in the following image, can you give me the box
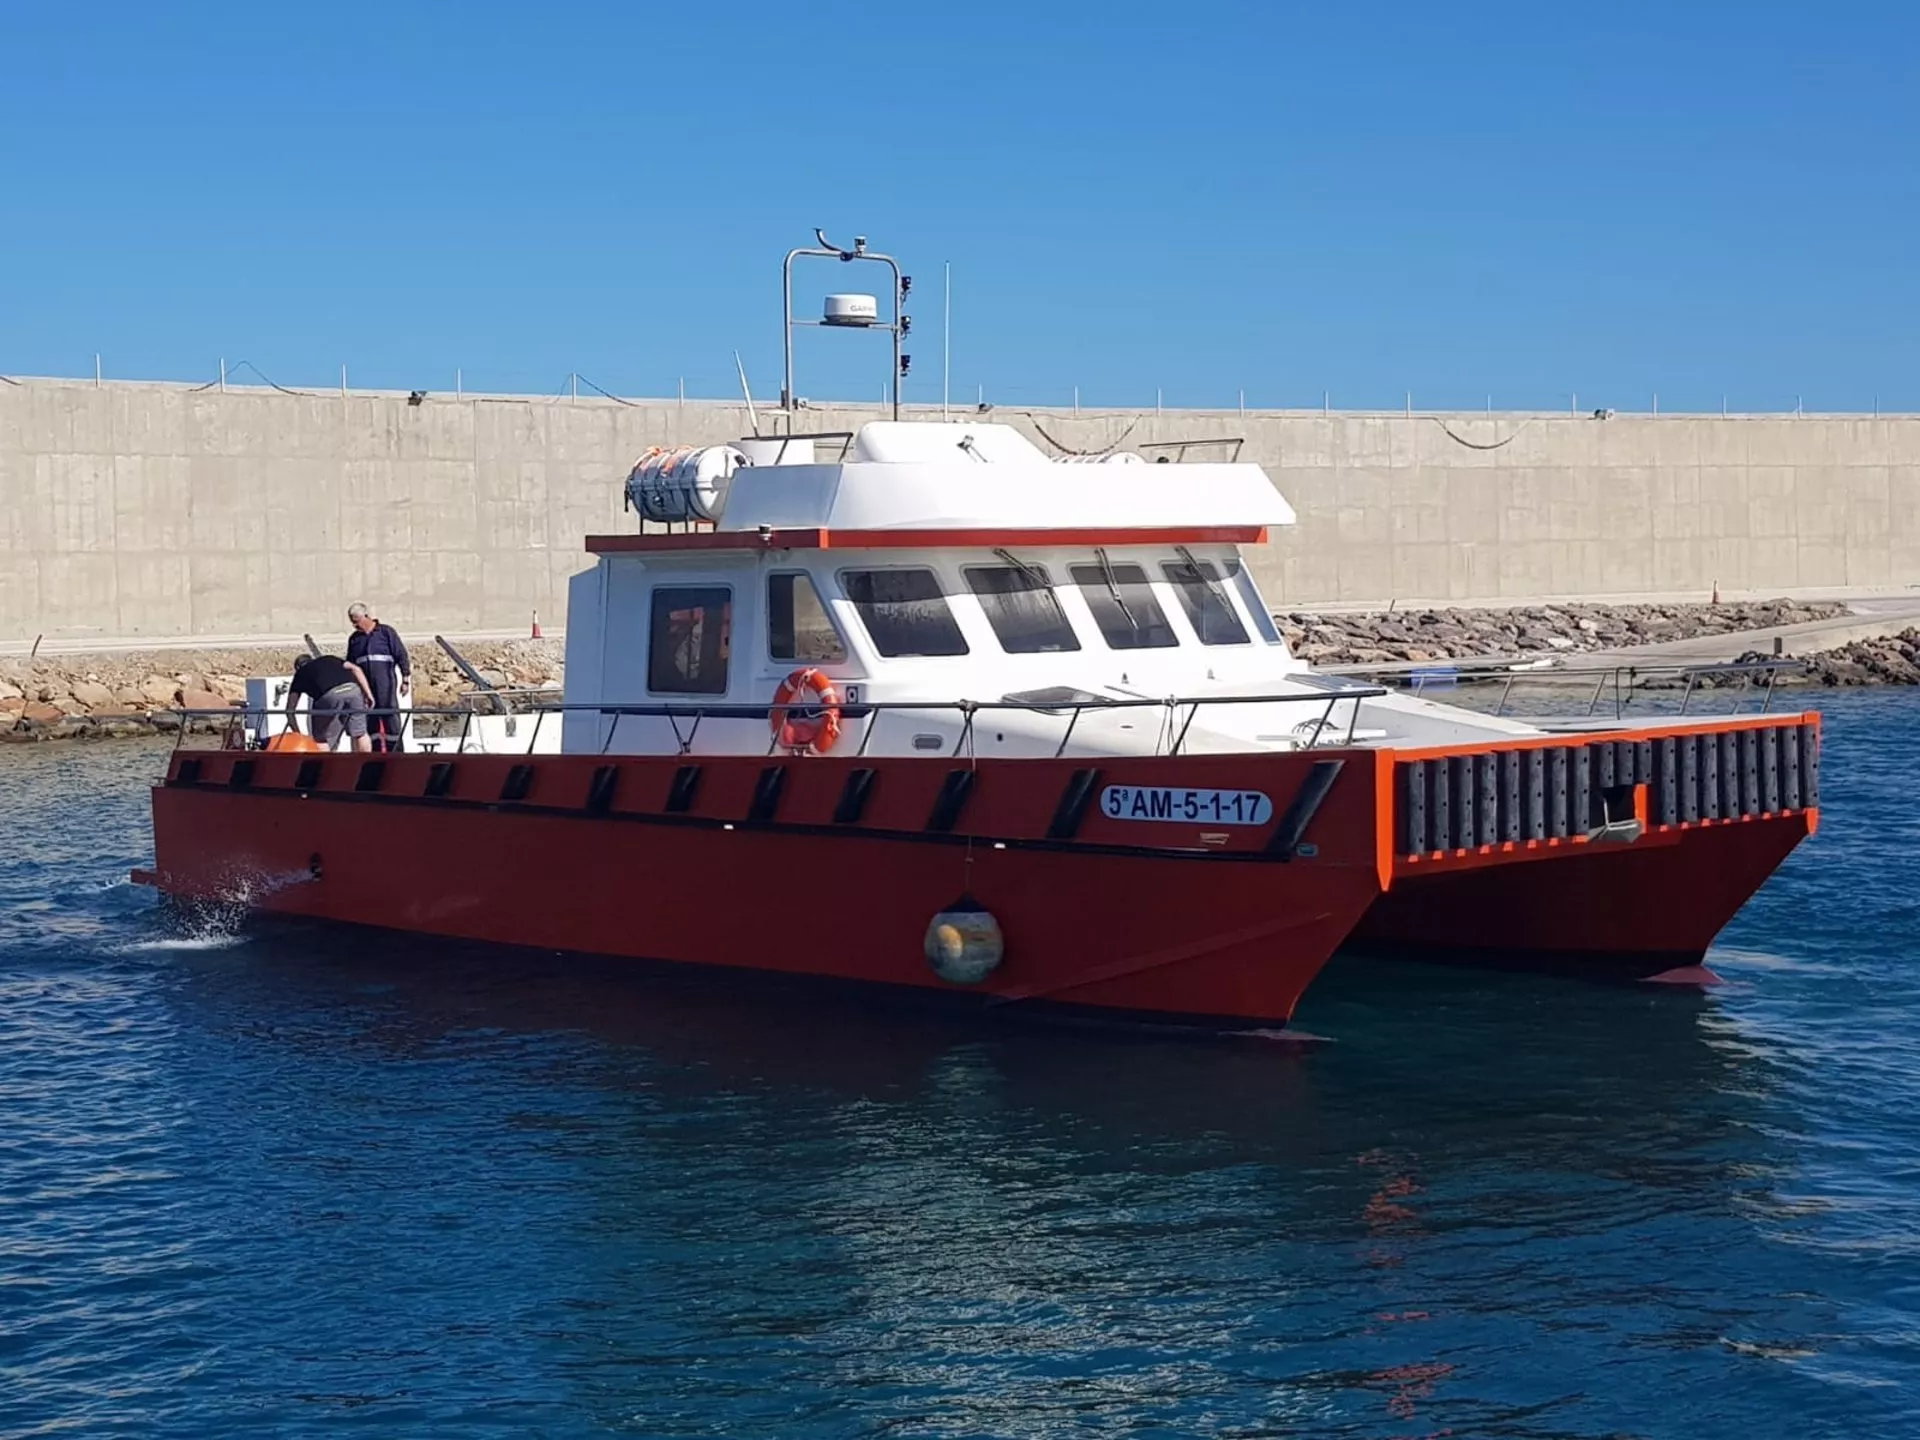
[0,679,21,701]
[22,701,65,725]
[68,679,116,710]
[179,688,229,716]
[140,676,180,706]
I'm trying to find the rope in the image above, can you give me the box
[574,373,645,407]
[1426,415,1534,451]
[1025,415,1141,457]
[187,360,318,396]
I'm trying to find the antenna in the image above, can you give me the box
[783,229,906,424]
[734,351,762,437]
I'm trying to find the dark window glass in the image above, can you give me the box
[1163,560,1251,645]
[648,586,731,693]
[1069,562,1179,650]
[842,569,969,657]
[1223,559,1284,642]
[768,572,847,662]
[964,565,1081,654]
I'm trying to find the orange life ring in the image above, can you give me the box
[770,667,841,753]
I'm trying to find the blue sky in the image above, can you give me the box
[2,1,1915,413]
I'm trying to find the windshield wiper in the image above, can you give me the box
[1093,547,1139,633]
[993,547,1051,592]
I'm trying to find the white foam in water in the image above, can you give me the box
[115,934,250,954]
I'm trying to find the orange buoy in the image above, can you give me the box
[265,730,326,754]
[769,667,841,754]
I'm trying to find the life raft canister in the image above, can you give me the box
[769,667,842,753]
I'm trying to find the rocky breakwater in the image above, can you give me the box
[1277,599,1851,668]
[0,639,564,742]
[1744,630,1920,687]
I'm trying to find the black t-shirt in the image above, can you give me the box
[291,655,356,700]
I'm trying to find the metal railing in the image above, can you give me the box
[1328,655,1805,719]
[175,688,1394,761]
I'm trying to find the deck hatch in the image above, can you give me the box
[354,761,386,794]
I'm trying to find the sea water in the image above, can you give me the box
[1,693,1916,1437]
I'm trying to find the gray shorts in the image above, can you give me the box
[312,683,368,744]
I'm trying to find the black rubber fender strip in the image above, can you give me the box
[1267,758,1345,859]
[833,768,876,824]
[748,765,787,823]
[1047,768,1102,840]
[926,769,975,833]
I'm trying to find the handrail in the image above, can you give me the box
[1328,654,1806,719]
[170,687,1392,761]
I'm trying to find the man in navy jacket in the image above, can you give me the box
[345,602,412,752]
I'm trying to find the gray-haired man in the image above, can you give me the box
[345,603,413,752]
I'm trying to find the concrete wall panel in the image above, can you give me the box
[4,380,1920,639]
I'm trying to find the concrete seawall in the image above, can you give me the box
[3,377,1916,641]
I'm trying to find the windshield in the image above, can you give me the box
[841,569,970,657]
[1162,559,1250,645]
[1069,560,1178,650]
[965,565,1081,654]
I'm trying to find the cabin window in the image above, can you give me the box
[768,572,848,663]
[1068,560,1179,650]
[648,586,731,694]
[1226,560,1284,643]
[964,564,1081,654]
[1163,560,1251,645]
[841,569,970,657]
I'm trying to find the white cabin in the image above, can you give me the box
[559,421,1537,760]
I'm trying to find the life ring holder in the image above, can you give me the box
[770,667,842,754]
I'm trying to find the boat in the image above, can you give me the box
[135,235,1820,1031]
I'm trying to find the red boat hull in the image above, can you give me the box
[140,712,1819,1024]
[145,748,1391,1027]
[1352,811,1815,980]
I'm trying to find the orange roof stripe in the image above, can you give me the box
[585,525,1270,555]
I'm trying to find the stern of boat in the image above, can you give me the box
[1353,713,1820,979]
